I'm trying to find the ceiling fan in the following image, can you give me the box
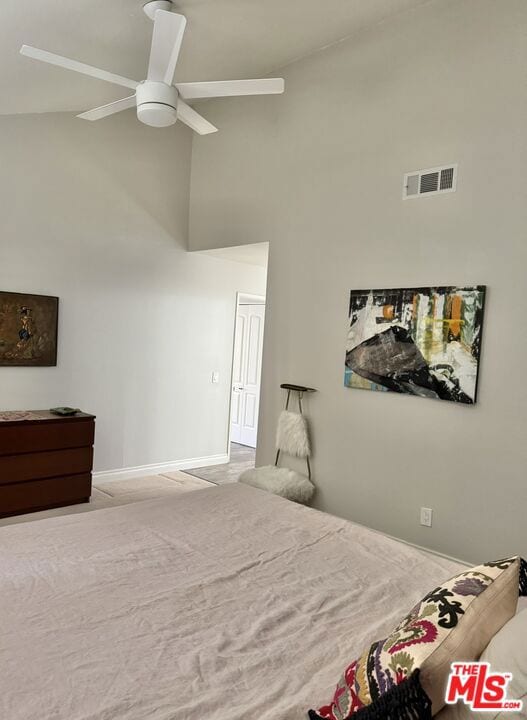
[20,0,284,135]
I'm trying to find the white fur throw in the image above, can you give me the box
[239,466,315,504]
[276,411,311,458]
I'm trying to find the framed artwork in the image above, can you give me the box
[344,286,486,404]
[0,291,59,367]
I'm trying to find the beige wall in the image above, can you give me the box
[189,0,527,562]
[0,112,267,472]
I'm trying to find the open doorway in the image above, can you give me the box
[185,293,266,484]
[184,243,268,484]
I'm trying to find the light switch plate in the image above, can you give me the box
[212,371,220,384]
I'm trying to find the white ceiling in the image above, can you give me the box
[1,0,429,117]
[201,242,269,267]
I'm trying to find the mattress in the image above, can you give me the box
[0,483,464,720]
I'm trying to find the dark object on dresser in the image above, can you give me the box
[0,410,95,517]
[49,407,81,417]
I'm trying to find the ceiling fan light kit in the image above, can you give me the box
[19,0,284,134]
[136,81,178,128]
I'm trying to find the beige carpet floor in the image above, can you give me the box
[0,471,213,529]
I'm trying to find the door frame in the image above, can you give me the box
[226,292,266,459]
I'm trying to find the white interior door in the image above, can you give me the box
[230,303,265,448]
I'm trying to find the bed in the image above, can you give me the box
[0,483,464,720]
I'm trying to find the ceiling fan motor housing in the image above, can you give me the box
[136,81,178,128]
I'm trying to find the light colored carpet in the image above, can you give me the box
[0,471,212,528]
[96,471,211,503]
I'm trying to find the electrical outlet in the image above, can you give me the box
[420,507,433,527]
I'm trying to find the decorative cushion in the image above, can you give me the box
[308,557,527,720]
[239,466,315,503]
[436,608,527,720]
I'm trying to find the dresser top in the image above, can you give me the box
[0,410,95,426]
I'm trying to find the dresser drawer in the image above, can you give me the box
[0,420,94,456]
[0,474,91,517]
[0,447,93,485]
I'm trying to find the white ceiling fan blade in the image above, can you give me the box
[177,100,217,135]
[147,11,187,85]
[176,78,284,100]
[20,45,139,90]
[77,95,136,121]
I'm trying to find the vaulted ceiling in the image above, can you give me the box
[1,0,429,117]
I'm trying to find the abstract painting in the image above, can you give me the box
[0,291,58,367]
[344,286,486,404]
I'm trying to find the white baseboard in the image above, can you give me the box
[92,453,229,484]
[380,531,472,568]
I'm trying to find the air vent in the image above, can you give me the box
[420,171,439,193]
[440,167,454,190]
[403,164,457,200]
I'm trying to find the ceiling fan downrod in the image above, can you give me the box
[143,1,174,21]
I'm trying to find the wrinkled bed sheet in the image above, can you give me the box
[0,483,464,720]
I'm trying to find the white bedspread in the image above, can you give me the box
[0,483,463,720]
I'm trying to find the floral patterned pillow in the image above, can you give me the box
[308,557,527,720]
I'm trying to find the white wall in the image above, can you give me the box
[189,0,527,562]
[0,112,266,472]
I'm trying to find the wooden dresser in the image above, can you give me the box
[0,411,95,518]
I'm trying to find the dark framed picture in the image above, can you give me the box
[0,291,59,367]
[344,285,486,404]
